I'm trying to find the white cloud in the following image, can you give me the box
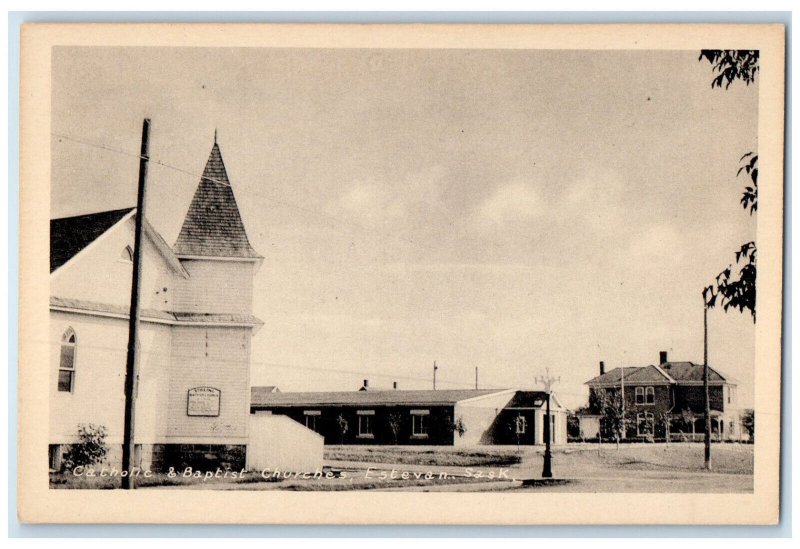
[626,224,685,262]
[476,181,543,228]
[335,182,405,227]
[331,165,449,229]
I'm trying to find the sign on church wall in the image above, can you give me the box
[187,387,221,417]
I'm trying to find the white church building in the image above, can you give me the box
[49,138,263,472]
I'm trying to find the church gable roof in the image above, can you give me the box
[173,142,260,259]
[51,207,189,278]
[50,207,134,273]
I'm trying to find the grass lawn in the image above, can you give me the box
[554,443,754,476]
[324,442,753,475]
[324,445,523,467]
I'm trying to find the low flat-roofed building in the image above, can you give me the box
[250,385,567,446]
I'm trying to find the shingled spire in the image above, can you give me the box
[174,140,260,259]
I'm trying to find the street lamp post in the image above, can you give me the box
[542,390,553,478]
[535,369,560,479]
[703,292,712,470]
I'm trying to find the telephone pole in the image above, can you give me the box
[121,118,151,489]
[433,361,438,390]
[620,366,626,440]
[535,368,560,478]
[475,366,478,390]
[703,291,712,470]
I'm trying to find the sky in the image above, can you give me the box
[51,47,759,408]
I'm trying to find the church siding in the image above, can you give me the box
[172,259,254,315]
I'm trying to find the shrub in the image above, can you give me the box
[62,423,108,471]
[741,409,755,442]
[453,416,467,438]
[335,414,349,444]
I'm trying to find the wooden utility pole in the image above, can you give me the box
[703,292,712,470]
[475,366,478,390]
[535,368,560,478]
[433,361,438,390]
[620,366,626,440]
[121,119,151,489]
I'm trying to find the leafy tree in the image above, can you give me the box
[62,423,108,471]
[588,389,604,414]
[386,412,404,444]
[679,408,698,440]
[600,390,628,449]
[699,50,760,89]
[335,414,349,444]
[567,413,582,441]
[453,416,467,438]
[699,50,759,321]
[658,411,673,444]
[741,408,755,442]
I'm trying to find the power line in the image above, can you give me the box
[52,132,448,253]
[34,337,509,390]
[35,334,596,397]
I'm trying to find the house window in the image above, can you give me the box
[58,328,76,392]
[635,387,654,405]
[357,410,374,437]
[515,415,527,434]
[304,410,321,432]
[637,412,654,436]
[120,245,133,262]
[411,409,429,437]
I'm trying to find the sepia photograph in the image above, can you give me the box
[17,23,785,524]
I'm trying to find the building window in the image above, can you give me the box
[635,387,654,405]
[637,412,654,437]
[58,328,76,392]
[357,410,374,437]
[515,415,527,434]
[120,245,133,263]
[411,409,430,437]
[304,410,321,432]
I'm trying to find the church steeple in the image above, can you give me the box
[174,138,260,259]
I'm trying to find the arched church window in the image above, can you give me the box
[58,328,76,392]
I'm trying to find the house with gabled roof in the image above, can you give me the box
[579,351,744,442]
[250,382,568,446]
[49,137,264,472]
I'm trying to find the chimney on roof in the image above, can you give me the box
[359,379,369,391]
[599,361,605,375]
[393,381,397,390]
[659,351,668,365]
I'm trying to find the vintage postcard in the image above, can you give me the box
[18,23,785,524]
